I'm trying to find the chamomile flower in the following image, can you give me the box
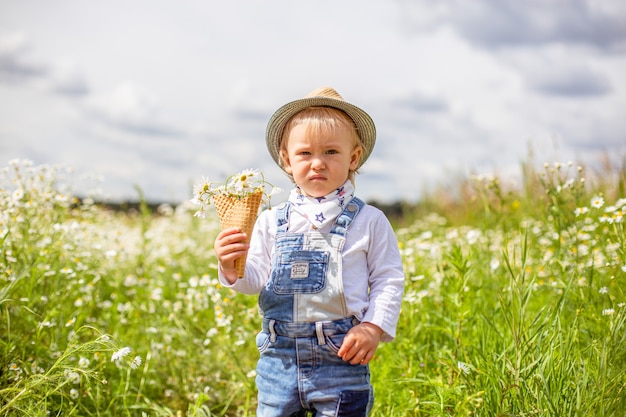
[457,361,472,375]
[111,346,132,363]
[232,168,259,189]
[591,196,605,209]
[12,188,24,202]
[130,355,142,370]
[490,258,500,271]
[65,370,81,384]
[190,169,281,218]
[574,207,589,217]
[69,388,79,400]
[78,357,91,368]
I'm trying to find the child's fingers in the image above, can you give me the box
[215,239,249,258]
[337,324,381,365]
[337,333,361,363]
[217,227,244,239]
[214,228,249,263]
[216,228,247,246]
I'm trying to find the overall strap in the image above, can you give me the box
[275,202,291,232]
[330,197,365,237]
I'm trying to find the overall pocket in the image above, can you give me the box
[325,333,346,353]
[272,250,329,294]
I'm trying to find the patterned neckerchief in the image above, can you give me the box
[288,180,355,229]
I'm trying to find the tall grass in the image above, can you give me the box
[1,157,624,416]
[377,159,626,416]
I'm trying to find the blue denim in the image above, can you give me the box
[255,198,373,416]
[256,317,373,416]
[258,198,364,323]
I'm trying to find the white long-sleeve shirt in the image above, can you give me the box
[218,199,405,341]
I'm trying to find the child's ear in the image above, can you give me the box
[349,145,363,170]
[280,149,293,174]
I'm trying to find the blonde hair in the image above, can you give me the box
[279,107,365,181]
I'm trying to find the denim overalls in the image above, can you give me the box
[255,197,373,416]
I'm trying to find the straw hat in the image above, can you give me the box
[265,87,376,171]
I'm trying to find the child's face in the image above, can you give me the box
[281,123,362,198]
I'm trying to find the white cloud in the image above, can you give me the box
[0,32,88,96]
[83,82,182,137]
[0,0,625,204]
[0,33,47,83]
[396,0,626,50]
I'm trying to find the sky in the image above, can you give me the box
[1,0,625,204]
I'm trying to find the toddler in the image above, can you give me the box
[214,87,405,416]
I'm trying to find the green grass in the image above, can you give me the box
[1,158,625,416]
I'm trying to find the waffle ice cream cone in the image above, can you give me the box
[213,192,263,278]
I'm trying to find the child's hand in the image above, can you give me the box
[337,322,384,365]
[214,227,249,284]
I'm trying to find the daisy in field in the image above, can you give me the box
[591,195,604,209]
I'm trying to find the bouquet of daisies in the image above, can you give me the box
[191,169,280,278]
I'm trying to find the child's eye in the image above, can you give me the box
[326,150,338,155]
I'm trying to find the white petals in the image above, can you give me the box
[111,346,132,362]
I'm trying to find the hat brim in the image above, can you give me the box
[265,96,376,172]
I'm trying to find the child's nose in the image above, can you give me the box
[311,156,325,169]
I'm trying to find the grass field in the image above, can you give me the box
[1,158,625,416]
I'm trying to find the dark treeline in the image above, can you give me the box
[95,199,412,225]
